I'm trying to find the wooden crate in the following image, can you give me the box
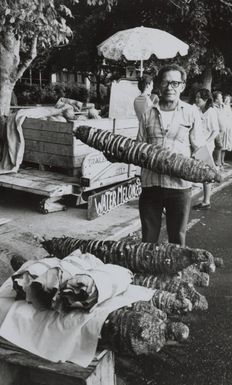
[0,337,115,385]
[22,118,139,175]
[23,118,91,171]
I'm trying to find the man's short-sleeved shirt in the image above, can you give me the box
[136,100,203,189]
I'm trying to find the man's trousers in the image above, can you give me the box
[139,186,192,246]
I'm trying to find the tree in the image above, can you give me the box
[0,0,116,121]
[49,0,232,93]
[112,0,232,90]
[168,0,232,90]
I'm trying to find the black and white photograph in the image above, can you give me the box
[0,1,232,384]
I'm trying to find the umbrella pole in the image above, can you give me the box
[140,60,144,77]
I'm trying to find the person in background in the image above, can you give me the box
[150,92,159,107]
[137,64,202,246]
[221,93,232,165]
[134,75,154,121]
[193,88,219,210]
[212,91,226,167]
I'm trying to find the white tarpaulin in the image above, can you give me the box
[0,250,154,367]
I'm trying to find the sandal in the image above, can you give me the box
[193,203,211,210]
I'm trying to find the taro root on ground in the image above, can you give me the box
[42,237,216,275]
[133,273,208,311]
[100,306,189,356]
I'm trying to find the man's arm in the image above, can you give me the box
[136,112,147,142]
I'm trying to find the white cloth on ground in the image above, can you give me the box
[0,250,154,367]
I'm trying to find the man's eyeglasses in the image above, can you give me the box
[160,81,184,89]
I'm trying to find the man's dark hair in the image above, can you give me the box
[137,75,153,93]
[157,64,187,84]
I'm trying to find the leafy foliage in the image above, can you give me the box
[0,0,116,115]
[14,81,93,105]
[42,0,232,86]
[0,0,76,49]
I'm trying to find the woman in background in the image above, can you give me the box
[222,93,232,164]
[212,91,226,167]
[193,88,219,210]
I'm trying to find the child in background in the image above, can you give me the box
[134,75,154,121]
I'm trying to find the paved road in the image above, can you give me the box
[118,180,232,385]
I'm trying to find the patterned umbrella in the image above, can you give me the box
[98,26,189,76]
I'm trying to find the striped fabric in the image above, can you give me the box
[137,100,204,189]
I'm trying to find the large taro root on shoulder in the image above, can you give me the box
[42,237,216,275]
[74,125,221,183]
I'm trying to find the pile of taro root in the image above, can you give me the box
[42,237,223,359]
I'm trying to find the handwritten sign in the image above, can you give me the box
[87,177,141,220]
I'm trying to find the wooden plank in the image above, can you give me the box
[0,172,73,197]
[25,139,73,156]
[23,118,74,134]
[23,118,138,136]
[24,140,96,166]
[23,150,86,169]
[73,119,114,132]
[23,128,73,145]
[74,118,138,135]
[0,338,115,385]
[23,135,94,157]
[87,177,141,220]
[18,169,79,184]
[23,150,74,168]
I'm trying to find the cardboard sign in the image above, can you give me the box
[81,151,138,190]
[87,177,141,220]
[109,79,139,119]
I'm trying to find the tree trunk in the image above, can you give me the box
[96,72,101,105]
[0,80,15,117]
[201,66,212,91]
[0,31,37,118]
[0,31,20,117]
